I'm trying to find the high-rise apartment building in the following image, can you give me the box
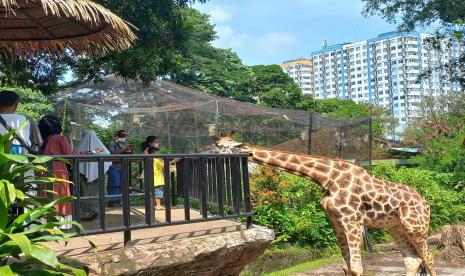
[280,58,313,94]
[282,32,462,133]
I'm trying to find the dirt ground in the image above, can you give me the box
[293,251,465,276]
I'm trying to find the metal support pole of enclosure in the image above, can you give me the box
[307,111,313,155]
[368,117,373,169]
[165,110,172,151]
[364,117,373,252]
[363,226,373,252]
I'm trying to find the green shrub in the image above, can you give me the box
[0,128,88,275]
[372,162,465,231]
[250,167,336,248]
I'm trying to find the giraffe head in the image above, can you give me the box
[196,133,247,154]
[214,133,245,153]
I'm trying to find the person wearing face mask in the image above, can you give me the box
[141,135,160,154]
[107,130,134,207]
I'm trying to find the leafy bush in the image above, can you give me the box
[0,129,87,275]
[250,167,335,248]
[372,162,465,231]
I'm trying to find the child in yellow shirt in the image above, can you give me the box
[147,147,164,210]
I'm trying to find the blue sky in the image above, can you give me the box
[193,0,398,65]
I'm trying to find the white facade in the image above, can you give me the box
[305,32,461,133]
[280,58,313,94]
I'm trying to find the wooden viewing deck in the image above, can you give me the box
[47,207,244,257]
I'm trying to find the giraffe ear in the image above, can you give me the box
[226,131,235,139]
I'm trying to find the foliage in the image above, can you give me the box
[307,98,394,136]
[250,167,335,248]
[403,92,465,181]
[0,54,66,95]
[372,162,465,231]
[0,87,54,121]
[249,65,307,110]
[0,130,87,275]
[362,0,465,88]
[69,0,208,84]
[172,45,255,102]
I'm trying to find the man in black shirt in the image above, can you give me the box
[107,130,134,207]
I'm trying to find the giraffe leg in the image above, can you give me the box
[327,215,350,275]
[321,198,349,275]
[340,221,364,276]
[390,226,423,276]
[399,207,437,276]
[405,232,437,276]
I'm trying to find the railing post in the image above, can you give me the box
[72,158,81,232]
[216,158,225,217]
[242,157,253,228]
[231,157,241,214]
[225,158,232,207]
[163,158,171,223]
[98,158,106,231]
[199,157,208,219]
[170,171,176,206]
[144,158,154,225]
[122,159,131,246]
[182,158,190,221]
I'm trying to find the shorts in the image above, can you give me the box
[154,187,164,198]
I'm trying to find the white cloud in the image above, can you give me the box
[212,25,251,49]
[215,25,234,40]
[209,6,231,24]
[197,3,298,63]
[256,32,297,54]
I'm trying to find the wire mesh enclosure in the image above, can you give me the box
[54,76,372,164]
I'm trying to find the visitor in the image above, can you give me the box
[147,146,165,210]
[38,115,103,229]
[0,90,43,154]
[141,135,160,154]
[107,130,134,207]
[74,130,112,221]
[0,90,43,215]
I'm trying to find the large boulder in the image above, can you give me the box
[75,225,274,276]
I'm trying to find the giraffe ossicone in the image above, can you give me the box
[210,135,436,276]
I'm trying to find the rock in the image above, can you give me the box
[437,225,465,266]
[74,225,274,276]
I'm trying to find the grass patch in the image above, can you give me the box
[242,246,339,276]
[263,256,340,276]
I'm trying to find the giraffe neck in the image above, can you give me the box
[241,144,339,190]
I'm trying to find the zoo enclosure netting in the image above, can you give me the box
[54,75,372,164]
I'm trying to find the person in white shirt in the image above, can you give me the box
[0,90,43,154]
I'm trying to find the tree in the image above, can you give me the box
[0,1,210,95]
[307,98,395,136]
[70,0,210,83]
[172,45,255,102]
[0,54,66,95]
[250,65,306,109]
[362,0,465,87]
[0,87,54,120]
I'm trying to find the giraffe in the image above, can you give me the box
[211,135,436,276]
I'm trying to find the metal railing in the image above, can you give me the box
[44,153,253,246]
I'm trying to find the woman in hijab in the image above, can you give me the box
[74,130,111,221]
[38,115,102,228]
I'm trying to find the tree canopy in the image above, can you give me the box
[0,87,54,120]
